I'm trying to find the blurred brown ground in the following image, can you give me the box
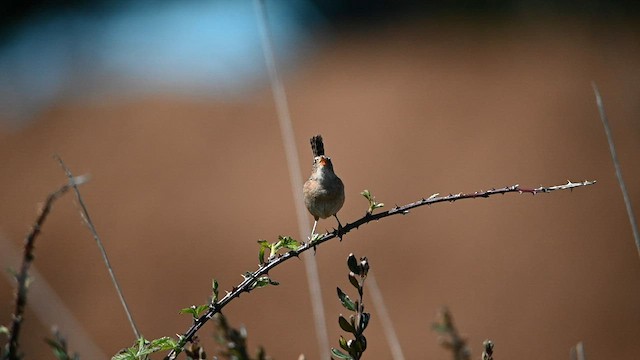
[1,16,640,360]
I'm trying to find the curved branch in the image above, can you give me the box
[4,176,88,360]
[166,180,596,359]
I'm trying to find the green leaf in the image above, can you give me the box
[148,337,178,352]
[338,315,355,333]
[337,287,356,311]
[355,335,367,352]
[360,312,370,331]
[111,342,141,360]
[339,335,349,351]
[179,306,196,317]
[278,235,300,251]
[252,276,279,289]
[111,349,136,360]
[212,279,219,304]
[348,273,359,289]
[179,305,208,318]
[347,254,359,275]
[257,240,269,264]
[330,348,354,360]
[133,337,144,353]
[273,239,284,251]
[361,189,384,214]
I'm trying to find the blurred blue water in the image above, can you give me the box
[0,0,321,126]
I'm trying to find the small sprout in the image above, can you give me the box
[251,276,279,290]
[147,337,178,352]
[212,278,219,304]
[361,190,384,214]
[180,304,209,319]
[277,235,300,251]
[258,236,300,264]
[112,336,177,360]
[257,240,269,265]
[339,335,349,351]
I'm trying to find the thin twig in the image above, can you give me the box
[4,176,88,360]
[592,82,640,259]
[253,1,330,359]
[166,180,595,359]
[54,155,141,339]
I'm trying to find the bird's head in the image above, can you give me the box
[313,155,333,171]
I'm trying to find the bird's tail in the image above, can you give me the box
[310,135,325,157]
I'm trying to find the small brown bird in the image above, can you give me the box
[303,135,345,238]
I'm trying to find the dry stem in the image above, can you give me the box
[4,176,87,360]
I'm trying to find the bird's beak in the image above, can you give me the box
[319,157,328,166]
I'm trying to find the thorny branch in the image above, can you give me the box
[166,180,595,359]
[4,176,88,360]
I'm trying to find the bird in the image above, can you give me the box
[303,135,345,238]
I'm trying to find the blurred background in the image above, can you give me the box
[1,0,639,359]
